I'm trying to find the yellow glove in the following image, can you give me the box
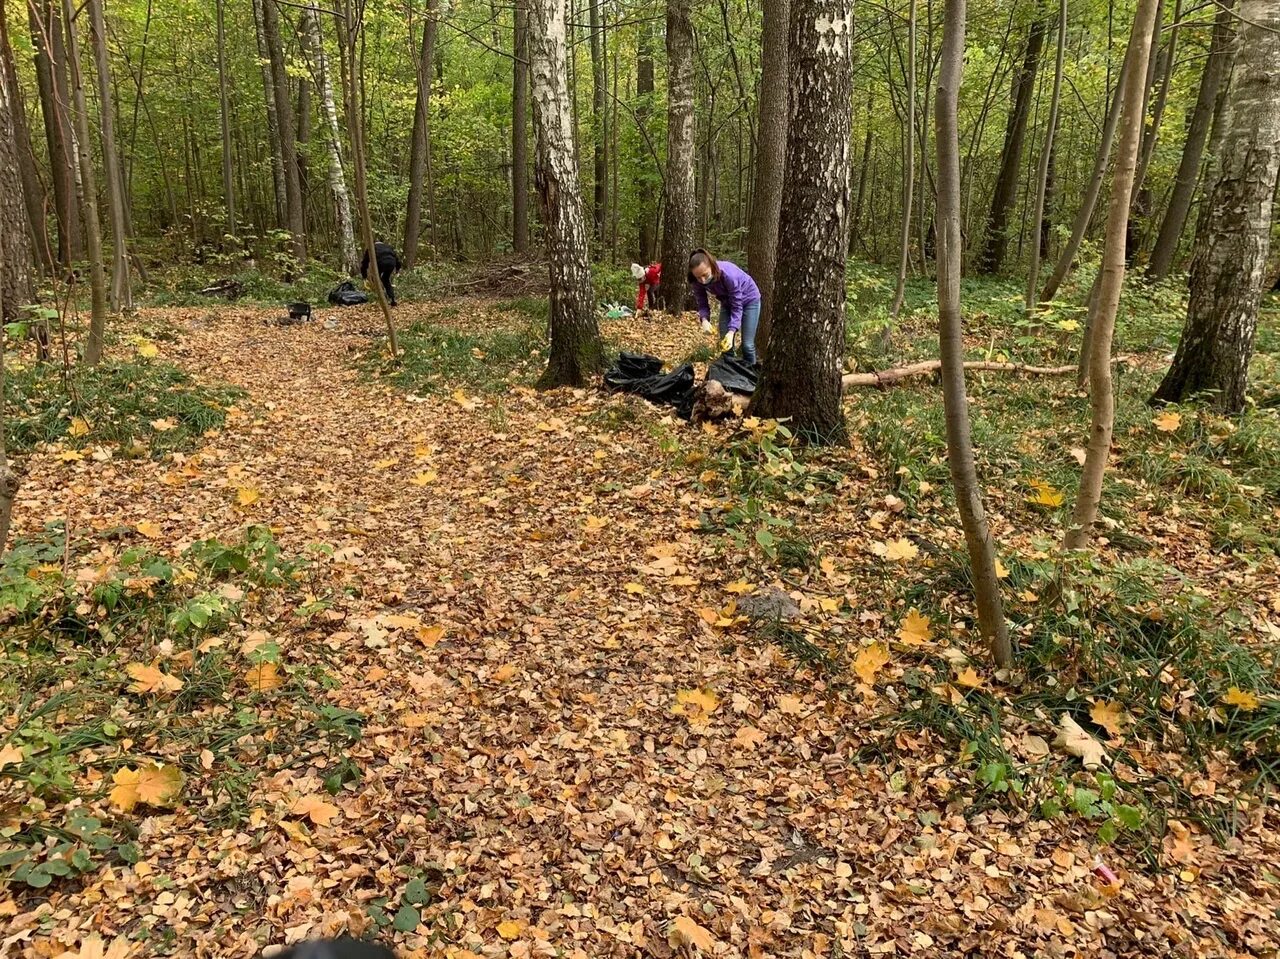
[720,330,736,353]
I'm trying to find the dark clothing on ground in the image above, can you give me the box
[360,242,402,306]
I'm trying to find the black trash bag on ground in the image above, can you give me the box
[603,352,696,420]
[706,355,759,395]
[327,280,369,306]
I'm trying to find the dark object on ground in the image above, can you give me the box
[288,302,312,322]
[706,355,759,395]
[737,586,801,621]
[275,938,396,959]
[692,379,747,423]
[200,278,244,300]
[327,280,369,307]
[360,241,402,306]
[604,352,695,420]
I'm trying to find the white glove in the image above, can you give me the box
[720,330,736,353]
[701,319,713,334]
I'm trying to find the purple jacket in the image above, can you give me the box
[692,260,761,332]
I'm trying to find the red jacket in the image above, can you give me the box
[635,263,662,311]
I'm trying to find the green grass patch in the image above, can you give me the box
[360,316,546,394]
[3,356,244,457]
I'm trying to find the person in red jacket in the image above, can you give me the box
[631,262,663,312]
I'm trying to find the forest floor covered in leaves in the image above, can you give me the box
[4,281,1280,958]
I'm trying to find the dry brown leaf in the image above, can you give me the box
[1054,714,1108,769]
[671,915,716,951]
[1090,700,1131,738]
[289,794,340,827]
[126,662,183,694]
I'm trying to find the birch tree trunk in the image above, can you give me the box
[749,0,853,443]
[935,0,1012,667]
[61,0,109,365]
[404,0,438,269]
[528,0,604,387]
[1151,0,1280,415]
[88,0,131,312]
[746,0,788,358]
[887,0,917,327]
[216,0,236,234]
[658,0,696,313]
[1064,0,1160,551]
[261,0,306,262]
[1145,0,1234,281]
[513,0,530,253]
[980,17,1045,275]
[301,5,357,274]
[1025,0,1065,314]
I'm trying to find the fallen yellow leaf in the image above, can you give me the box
[126,662,183,694]
[671,915,716,951]
[1153,411,1182,433]
[136,340,159,358]
[150,417,178,432]
[496,920,524,941]
[724,581,753,594]
[68,416,91,438]
[897,608,931,646]
[493,663,518,682]
[136,520,163,539]
[410,470,438,486]
[954,666,984,688]
[110,763,183,812]
[1027,479,1066,508]
[289,794,340,827]
[417,625,445,648]
[245,662,283,692]
[1090,699,1131,737]
[235,486,261,507]
[874,538,919,562]
[1223,686,1260,711]
[584,515,609,532]
[853,643,890,685]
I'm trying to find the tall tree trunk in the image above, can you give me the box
[30,0,80,265]
[296,75,311,213]
[404,0,438,269]
[0,0,35,322]
[1025,0,1066,313]
[300,4,357,274]
[935,0,1011,667]
[1145,0,1234,281]
[1151,0,1280,414]
[851,88,873,253]
[61,0,108,365]
[251,0,286,227]
[0,276,14,555]
[1133,0,1180,196]
[746,0,788,359]
[1040,38,1134,303]
[750,0,853,443]
[337,0,397,356]
[658,0,696,313]
[979,17,1045,275]
[1065,0,1159,551]
[528,0,603,387]
[216,0,237,234]
[513,0,530,254]
[589,0,606,245]
[262,0,305,262]
[87,0,131,312]
[635,18,655,261]
[1,16,51,274]
[888,0,917,327]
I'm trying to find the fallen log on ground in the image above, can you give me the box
[842,360,1079,390]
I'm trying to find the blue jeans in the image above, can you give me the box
[718,300,762,364]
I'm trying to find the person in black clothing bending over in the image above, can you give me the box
[360,241,402,306]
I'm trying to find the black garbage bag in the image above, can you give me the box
[706,354,759,395]
[603,352,696,420]
[327,280,369,307]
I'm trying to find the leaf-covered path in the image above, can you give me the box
[8,304,1279,959]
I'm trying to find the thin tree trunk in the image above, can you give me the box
[1065,0,1159,551]
[851,88,873,253]
[337,0,397,356]
[404,0,438,269]
[1040,38,1134,303]
[87,0,131,312]
[513,0,530,253]
[1145,0,1234,280]
[749,0,853,443]
[0,0,24,549]
[262,0,305,262]
[658,0,696,313]
[251,0,286,227]
[589,0,606,245]
[1151,0,1280,414]
[216,0,236,234]
[30,0,79,265]
[61,0,108,364]
[746,0,788,359]
[635,18,655,261]
[980,17,1046,275]
[1,13,51,273]
[528,0,604,386]
[935,0,1011,667]
[300,4,357,274]
[296,74,311,214]
[888,0,917,328]
[1025,0,1066,314]
[1133,0,1180,196]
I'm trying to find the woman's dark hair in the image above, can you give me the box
[687,248,720,284]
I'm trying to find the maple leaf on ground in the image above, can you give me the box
[289,794,340,826]
[235,486,261,508]
[853,644,890,685]
[410,470,437,486]
[733,725,767,750]
[1026,479,1066,508]
[897,609,931,646]
[126,662,183,694]
[1054,714,1108,769]
[671,915,717,951]
[872,538,919,562]
[1222,686,1260,711]
[0,744,24,769]
[583,515,608,532]
[136,520,162,539]
[496,920,524,940]
[452,388,478,410]
[110,763,184,811]
[68,416,91,438]
[674,688,719,719]
[417,625,445,648]
[150,417,178,432]
[493,663,518,682]
[1153,411,1182,433]
[245,662,283,692]
[954,666,984,689]
[724,581,753,594]
[777,694,804,715]
[1090,700,1131,738]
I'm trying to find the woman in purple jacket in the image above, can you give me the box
[687,248,763,365]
